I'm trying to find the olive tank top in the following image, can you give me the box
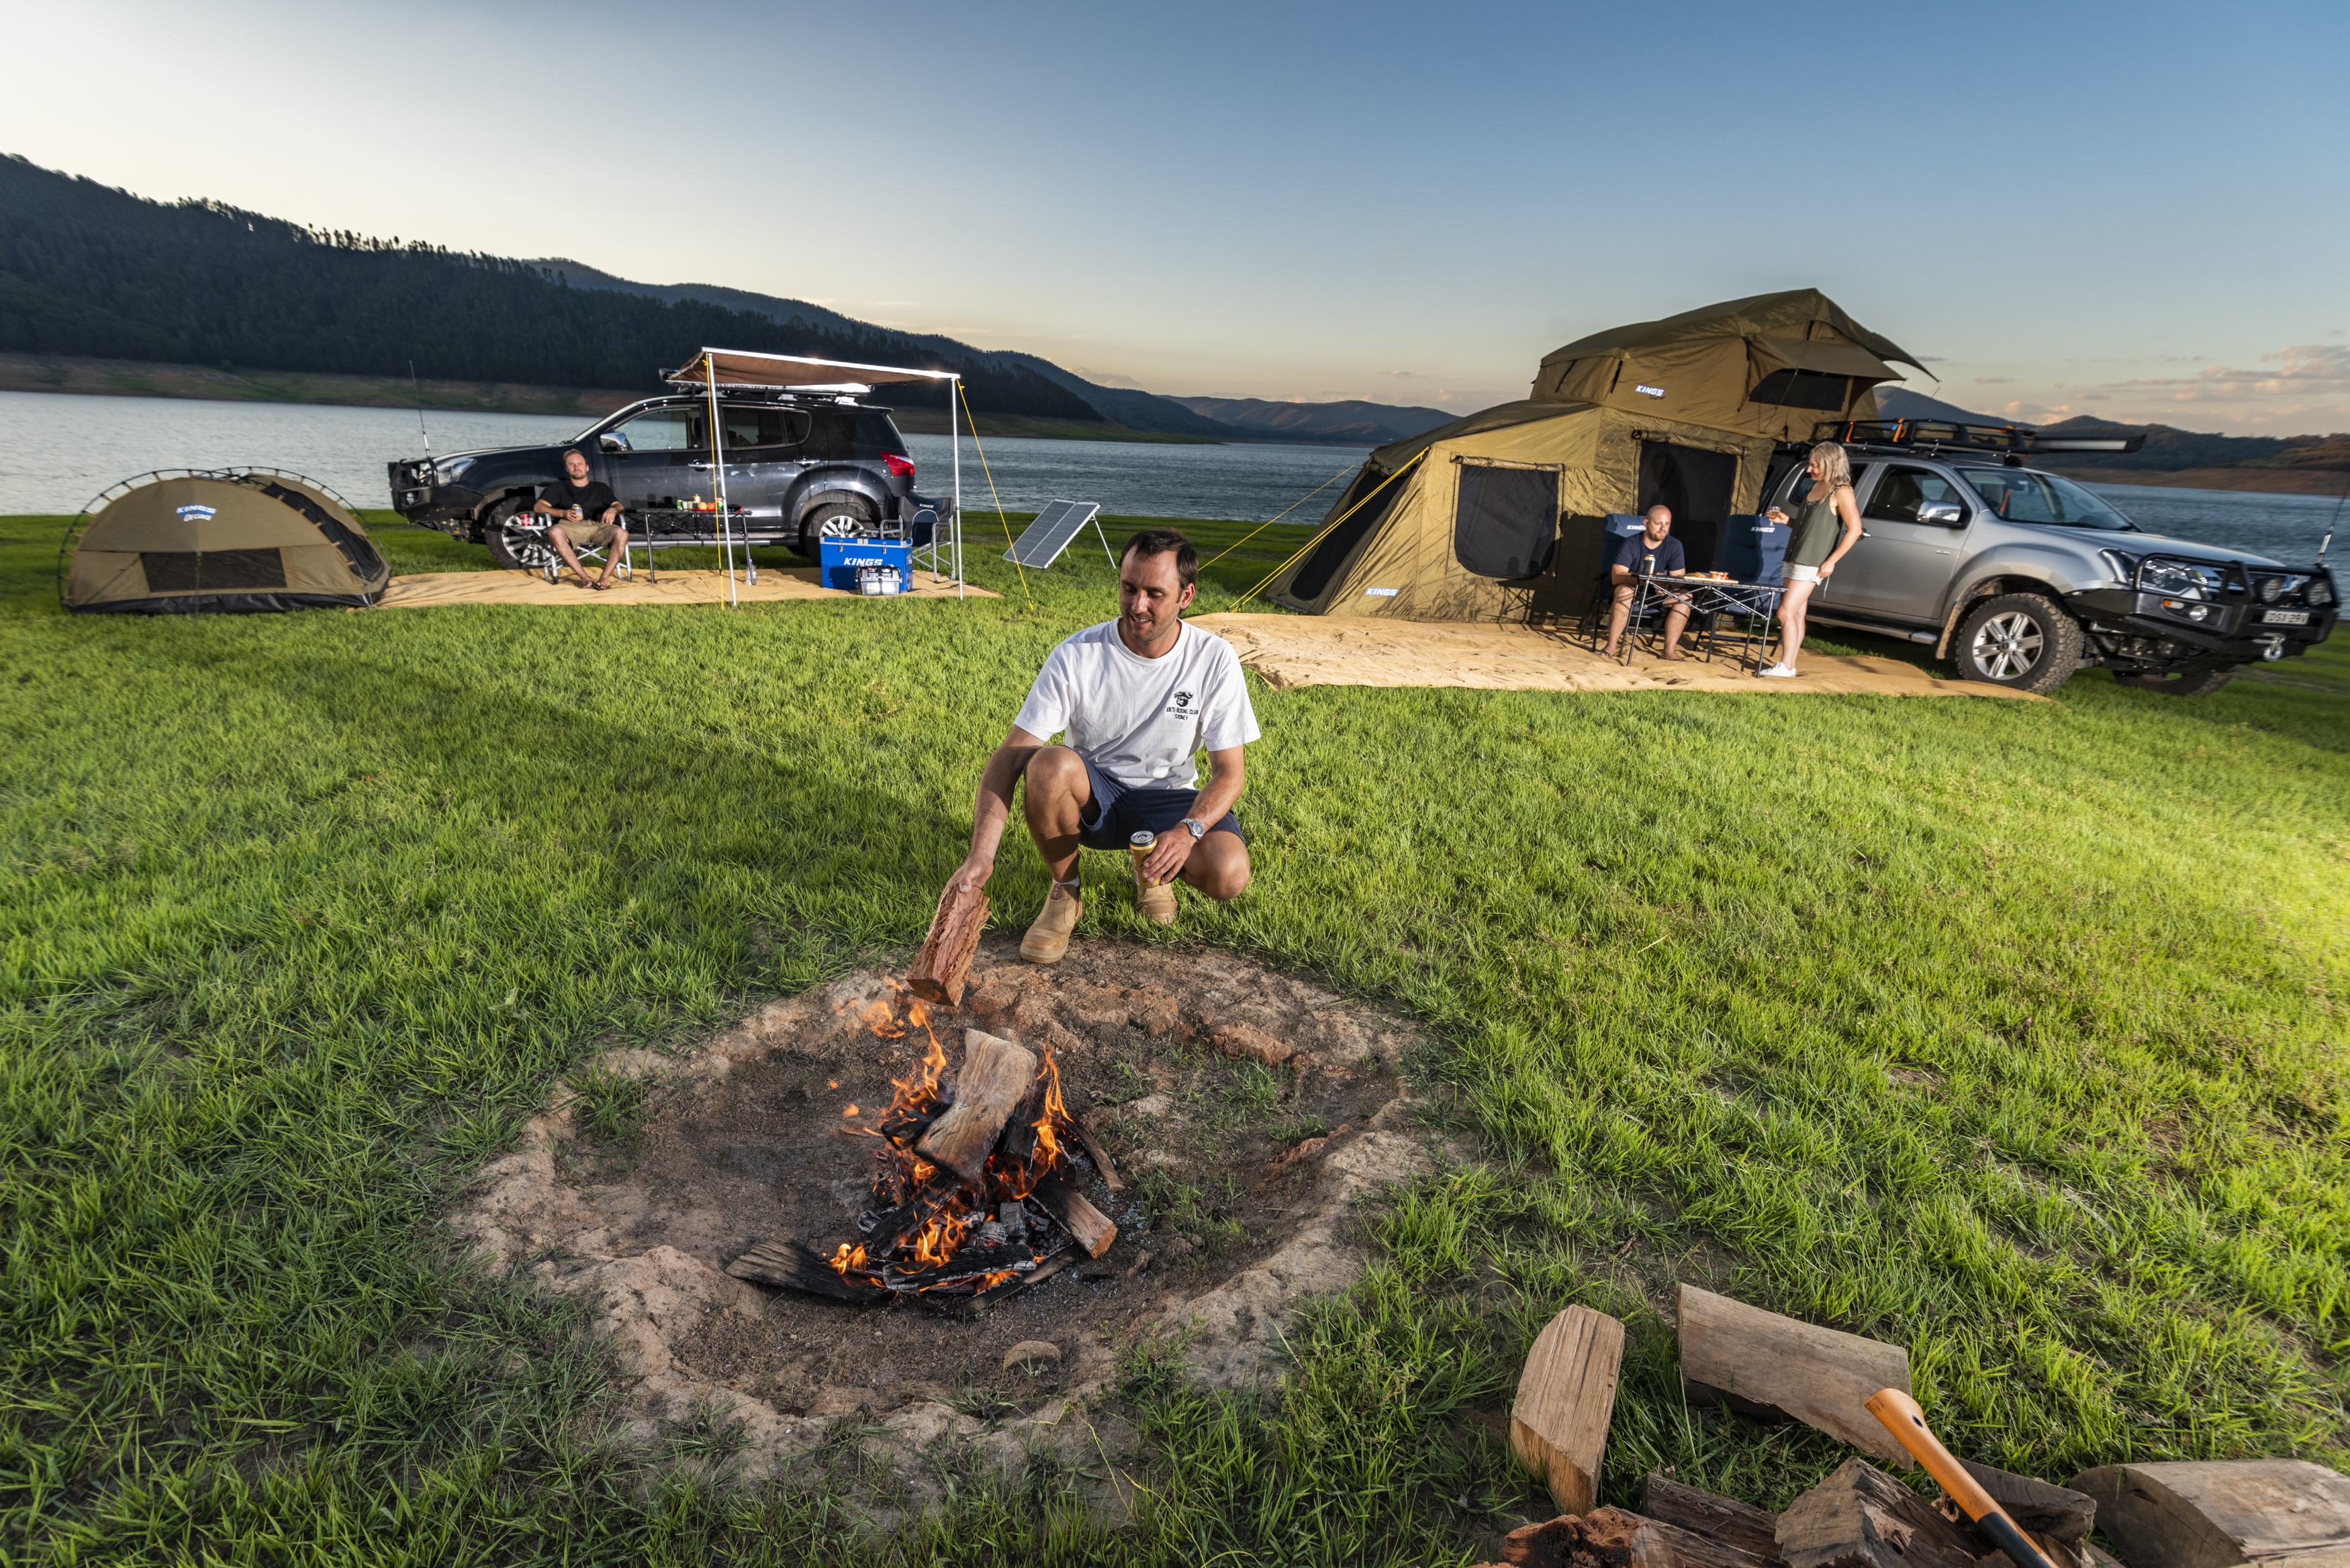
[1786,485,1849,568]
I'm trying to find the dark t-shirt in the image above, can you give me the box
[1614,532,1685,576]
[541,478,617,521]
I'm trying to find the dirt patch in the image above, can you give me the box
[455,939,1438,1510]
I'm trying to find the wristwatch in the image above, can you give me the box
[1180,817,1207,840]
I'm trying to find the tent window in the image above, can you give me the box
[1750,369,1852,411]
[1290,467,1403,599]
[1452,462,1557,580]
[142,549,286,591]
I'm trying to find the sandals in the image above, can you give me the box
[590,579,613,592]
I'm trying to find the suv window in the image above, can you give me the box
[608,407,698,452]
[1955,467,2137,531]
[721,406,810,450]
[1865,466,1970,524]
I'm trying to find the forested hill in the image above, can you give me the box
[0,155,1096,422]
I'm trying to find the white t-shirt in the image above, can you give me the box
[1013,619,1260,790]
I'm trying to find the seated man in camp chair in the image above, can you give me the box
[532,450,629,591]
[1601,505,1695,660]
[949,529,1258,965]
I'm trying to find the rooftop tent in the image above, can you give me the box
[1266,289,1920,621]
[1531,288,1926,442]
[63,470,389,614]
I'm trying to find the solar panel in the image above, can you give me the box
[1004,499,1109,569]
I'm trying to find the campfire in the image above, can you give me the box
[728,991,1117,1316]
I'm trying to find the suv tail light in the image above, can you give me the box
[884,454,916,479]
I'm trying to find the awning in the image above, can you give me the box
[1748,338,1899,382]
[662,348,957,389]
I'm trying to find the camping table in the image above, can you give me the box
[620,506,760,586]
[1619,573,1784,675]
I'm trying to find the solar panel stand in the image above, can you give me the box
[1004,500,1112,571]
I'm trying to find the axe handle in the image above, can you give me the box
[1865,1388,2057,1568]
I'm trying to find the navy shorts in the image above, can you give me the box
[1075,756,1245,852]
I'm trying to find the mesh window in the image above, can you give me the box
[1452,463,1557,580]
[1289,467,1403,599]
[1749,369,1852,411]
[142,549,286,591]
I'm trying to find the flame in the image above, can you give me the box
[835,986,1081,1292]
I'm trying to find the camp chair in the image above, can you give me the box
[534,516,637,587]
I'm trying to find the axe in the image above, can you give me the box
[1866,1388,2059,1568]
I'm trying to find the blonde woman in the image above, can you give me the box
[1760,442,1863,677]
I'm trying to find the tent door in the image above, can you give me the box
[1290,465,1405,600]
[1636,442,1738,572]
[1452,460,1558,580]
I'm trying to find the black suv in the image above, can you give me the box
[388,392,919,569]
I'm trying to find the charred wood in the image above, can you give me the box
[1641,1474,1785,1564]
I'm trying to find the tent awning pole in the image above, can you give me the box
[707,354,737,607]
[952,375,963,601]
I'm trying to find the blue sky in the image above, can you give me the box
[8,0,2347,434]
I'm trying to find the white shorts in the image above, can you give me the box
[1785,563,1825,584]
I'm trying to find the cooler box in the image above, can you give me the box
[819,538,911,595]
[1717,516,1787,586]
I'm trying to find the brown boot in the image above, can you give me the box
[1135,871,1176,927]
[1020,880,1083,964]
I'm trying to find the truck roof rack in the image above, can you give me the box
[1809,418,2147,456]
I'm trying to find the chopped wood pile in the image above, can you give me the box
[1476,1287,2345,1568]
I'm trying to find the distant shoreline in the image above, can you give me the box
[0,353,1213,445]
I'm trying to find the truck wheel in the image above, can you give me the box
[2118,666,2237,698]
[483,500,555,574]
[1953,592,2084,694]
[798,500,873,558]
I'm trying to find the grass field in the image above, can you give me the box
[2,504,2345,1565]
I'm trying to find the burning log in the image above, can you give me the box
[726,1239,884,1302]
[916,1030,1038,1183]
[908,880,988,1006]
[1032,1175,1119,1258]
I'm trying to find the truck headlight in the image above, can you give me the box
[436,457,475,484]
[2310,577,2336,608]
[2100,548,2138,587]
[2257,575,2285,604]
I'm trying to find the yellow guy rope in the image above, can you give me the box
[1197,460,1358,570]
[1237,448,1427,606]
[956,381,1034,612]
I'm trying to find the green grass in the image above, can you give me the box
[2,505,2345,1563]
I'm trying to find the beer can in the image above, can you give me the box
[1129,830,1156,887]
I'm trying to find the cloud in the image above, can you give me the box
[2059,342,2350,434]
[1378,369,1417,379]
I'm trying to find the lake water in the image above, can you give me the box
[1,389,2341,565]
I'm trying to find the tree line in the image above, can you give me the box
[0,155,1100,421]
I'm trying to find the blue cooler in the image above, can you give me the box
[1717,515,1787,586]
[819,537,911,595]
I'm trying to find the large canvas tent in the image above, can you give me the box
[63,470,389,614]
[1267,290,1925,621]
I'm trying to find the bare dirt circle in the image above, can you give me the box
[456,938,1437,1515]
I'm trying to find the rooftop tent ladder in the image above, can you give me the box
[662,349,968,601]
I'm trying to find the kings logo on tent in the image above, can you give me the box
[175,505,218,521]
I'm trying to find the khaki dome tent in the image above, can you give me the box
[63,470,390,614]
[1266,289,1925,621]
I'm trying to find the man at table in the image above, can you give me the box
[1599,505,1694,660]
[533,449,628,591]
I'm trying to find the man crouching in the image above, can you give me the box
[949,528,1258,963]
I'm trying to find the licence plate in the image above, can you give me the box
[2263,609,2311,625]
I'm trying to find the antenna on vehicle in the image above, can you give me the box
[409,359,432,460]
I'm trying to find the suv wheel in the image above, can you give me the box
[1953,591,2085,694]
[798,500,874,558]
[2117,666,2237,698]
[483,499,556,574]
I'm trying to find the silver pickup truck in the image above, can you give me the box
[1766,421,2338,695]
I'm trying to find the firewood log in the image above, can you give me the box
[1031,1176,1118,1258]
[908,879,988,1006]
[1777,1458,1981,1568]
[1510,1304,1625,1517]
[1501,1508,1773,1568]
[916,1030,1037,1183]
[1676,1283,1911,1462]
[2066,1461,2350,1568]
[1642,1474,1785,1564]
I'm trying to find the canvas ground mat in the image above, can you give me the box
[375,568,996,610]
[1188,614,2040,700]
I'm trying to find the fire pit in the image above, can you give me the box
[724,999,1120,1315]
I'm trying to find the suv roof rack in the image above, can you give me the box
[1809,418,2148,456]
